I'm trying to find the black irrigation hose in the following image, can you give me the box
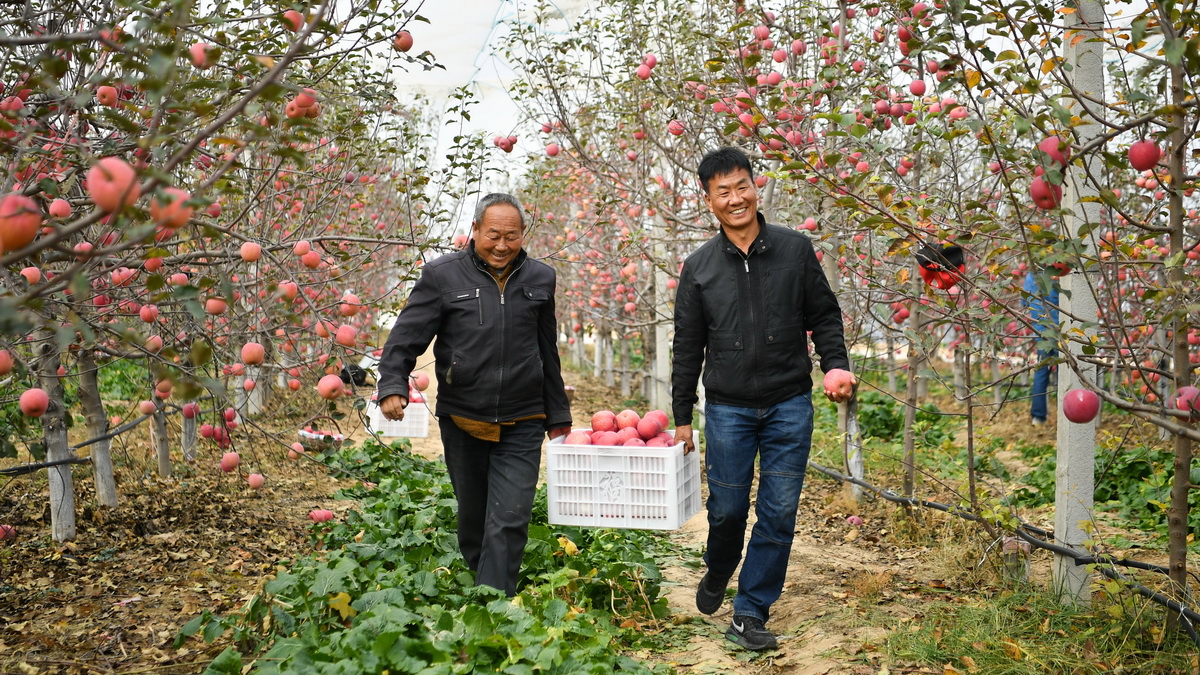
[808,460,1200,646]
[0,455,90,477]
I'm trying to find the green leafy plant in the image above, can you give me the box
[178,439,671,672]
[856,390,904,440]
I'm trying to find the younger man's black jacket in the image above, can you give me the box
[671,214,850,425]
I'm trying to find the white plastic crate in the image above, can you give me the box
[365,399,429,438]
[546,431,701,530]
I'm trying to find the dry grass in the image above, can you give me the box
[849,569,896,599]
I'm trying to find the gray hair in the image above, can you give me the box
[473,193,527,229]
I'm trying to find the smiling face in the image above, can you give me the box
[702,168,759,233]
[472,203,524,270]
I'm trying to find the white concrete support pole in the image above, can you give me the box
[1054,0,1105,608]
[652,216,672,413]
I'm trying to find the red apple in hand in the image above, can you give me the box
[1063,389,1100,423]
[823,369,856,402]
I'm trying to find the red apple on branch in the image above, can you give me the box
[1063,389,1100,423]
[1128,139,1161,172]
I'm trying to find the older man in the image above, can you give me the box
[376,192,572,596]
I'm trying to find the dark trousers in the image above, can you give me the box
[438,416,543,596]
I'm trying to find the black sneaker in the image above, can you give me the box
[726,615,777,651]
[695,570,730,615]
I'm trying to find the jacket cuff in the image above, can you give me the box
[672,407,693,428]
[545,411,572,430]
[376,387,409,403]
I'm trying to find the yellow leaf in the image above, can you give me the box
[944,665,963,675]
[557,535,579,555]
[965,69,981,89]
[897,268,910,285]
[1041,57,1060,74]
[1058,6,1077,12]
[329,592,357,620]
[1001,637,1023,660]
[961,655,979,672]
[254,55,276,69]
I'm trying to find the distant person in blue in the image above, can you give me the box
[1023,271,1060,425]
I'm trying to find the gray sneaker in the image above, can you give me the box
[695,570,730,615]
[726,615,777,651]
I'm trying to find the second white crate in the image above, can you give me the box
[365,400,429,438]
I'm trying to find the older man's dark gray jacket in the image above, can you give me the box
[377,244,572,430]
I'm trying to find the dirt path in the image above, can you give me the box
[364,354,936,674]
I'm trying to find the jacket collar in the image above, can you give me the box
[717,211,771,256]
[466,239,528,275]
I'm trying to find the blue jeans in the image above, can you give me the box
[1031,349,1056,422]
[703,393,814,623]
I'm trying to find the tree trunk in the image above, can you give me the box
[1165,52,1192,620]
[182,402,198,462]
[902,269,924,506]
[77,351,117,508]
[593,330,604,381]
[153,409,171,478]
[953,349,967,399]
[618,334,631,398]
[603,332,615,388]
[991,359,1003,408]
[886,333,897,394]
[36,330,76,541]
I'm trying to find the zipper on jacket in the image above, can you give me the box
[740,248,759,399]
[476,288,482,325]
[474,257,527,422]
[492,259,524,421]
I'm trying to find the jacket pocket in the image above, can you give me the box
[446,353,464,385]
[517,285,550,319]
[446,288,483,326]
[764,324,803,348]
[708,332,744,352]
[522,287,550,302]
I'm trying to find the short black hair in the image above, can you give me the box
[698,146,753,193]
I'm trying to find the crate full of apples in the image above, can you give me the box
[562,408,675,446]
[547,408,701,530]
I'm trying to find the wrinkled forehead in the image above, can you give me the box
[473,204,525,231]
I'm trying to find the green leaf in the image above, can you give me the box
[1131,16,1148,48]
[1165,37,1186,66]
[202,646,242,674]
[201,617,228,643]
[311,555,358,596]
[174,614,205,648]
